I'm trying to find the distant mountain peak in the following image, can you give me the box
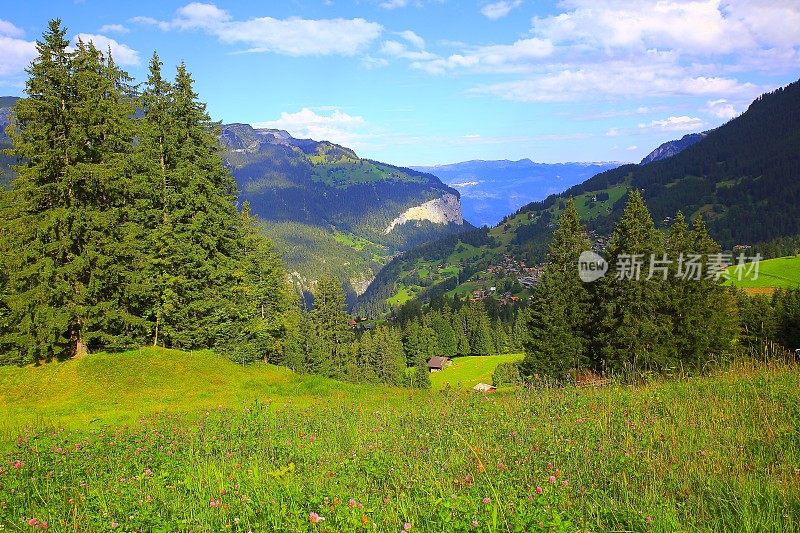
[640,132,708,165]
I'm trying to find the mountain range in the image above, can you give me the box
[411,159,620,227]
[218,123,468,299]
[357,78,800,315]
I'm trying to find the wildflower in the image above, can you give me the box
[482,497,491,504]
[472,520,479,528]
[111,522,119,529]
[384,497,391,504]
[143,469,153,476]
[646,516,653,524]
[403,522,412,531]
[209,499,221,508]
[361,515,369,526]
[547,462,553,471]
[12,460,24,469]
[348,498,358,509]
[309,512,324,524]
[451,493,457,499]
[535,486,543,494]
[27,518,38,527]
[548,475,557,484]
[561,480,569,487]
[309,436,317,443]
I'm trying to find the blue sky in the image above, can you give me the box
[1,1,798,166]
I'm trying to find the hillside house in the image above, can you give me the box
[427,356,452,372]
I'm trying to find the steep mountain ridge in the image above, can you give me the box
[640,132,707,165]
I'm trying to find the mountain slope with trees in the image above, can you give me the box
[219,123,469,297]
[359,79,800,314]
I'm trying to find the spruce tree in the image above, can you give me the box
[2,23,143,361]
[146,62,242,349]
[309,275,353,378]
[522,199,591,381]
[597,190,674,375]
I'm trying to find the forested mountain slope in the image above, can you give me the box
[219,124,468,297]
[358,79,800,314]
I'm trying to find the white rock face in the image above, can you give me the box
[385,193,464,234]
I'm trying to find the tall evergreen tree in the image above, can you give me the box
[146,62,242,349]
[309,275,353,378]
[1,23,143,361]
[522,198,591,381]
[597,190,674,374]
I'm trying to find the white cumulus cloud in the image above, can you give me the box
[0,20,36,77]
[254,108,368,146]
[705,99,739,120]
[73,34,141,66]
[98,24,130,34]
[481,0,522,21]
[133,2,383,56]
[638,116,706,132]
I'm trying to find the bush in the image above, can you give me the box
[492,361,522,387]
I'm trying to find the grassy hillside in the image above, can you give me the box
[1,350,798,530]
[726,254,800,289]
[0,348,400,433]
[430,354,523,391]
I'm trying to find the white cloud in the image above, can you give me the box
[0,19,25,38]
[470,57,759,102]
[481,0,522,21]
[411,37,553,74]
[0,35,37,76]
[133,3,383,56]
[254,108,368,146]
[626,145,638,150]
[380,0,409,9]
[705,98,739,119]
[380,0,798,105]
[398,30,425,49]
[361,56,389,69]
[638,116,705,132]
[98,24,130,34]
[380,40,436,61]
[73,34,141,66]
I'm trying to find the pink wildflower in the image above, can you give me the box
[561,480,569,487]
[111,522,119,529]
[27,518,39,527]
[309,435,317,443]
[209,499,221,508]
[646,516,653,524]
[348,498,358,509]
[143,468,152,476]
[472,520,479,528]
[309,512,324,524]
[548,475,557,484]
[535,486,543,495]
[482,497,491,504]
[403,522,412,531]
[12,460,24,469]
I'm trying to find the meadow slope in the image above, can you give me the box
[0,350,799,531]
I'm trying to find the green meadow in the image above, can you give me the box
[726,255,800,289]
[1,349,799,531]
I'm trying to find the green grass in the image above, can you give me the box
[1,350,799,531]
[0,348,399,434]
[430,354,524,390]
[725,254,800,289]
[386,286,415,306]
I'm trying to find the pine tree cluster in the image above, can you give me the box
[0,20,291,365]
